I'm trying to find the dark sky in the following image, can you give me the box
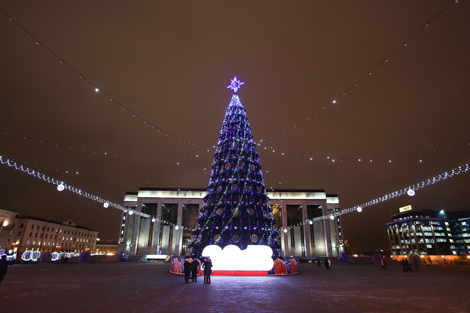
[1,1,469,252]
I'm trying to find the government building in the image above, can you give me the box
[119,188,343,258]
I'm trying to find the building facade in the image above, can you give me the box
[0,209,99,255]
[386,208,470,256]
[0,208,18,255]
[95,240,118,255]
[119,188,342,258]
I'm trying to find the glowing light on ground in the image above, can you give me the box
[202,245,274,271]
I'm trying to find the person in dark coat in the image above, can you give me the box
[0,255,11,285]
[191,258,199,282]
[183,258,192,283]
[404,259,413,272]
[325,258,331,270]
[203,258,213,284]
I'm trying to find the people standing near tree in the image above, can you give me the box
[325,258,331,270]
[0,255,11,286]
[191,258,199,282]
[183,258,191,283]
[404,258,413,272]
[413,255,421,271]
[381,256,387,270]
[203,257,213,284]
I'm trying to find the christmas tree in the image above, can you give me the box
[188,77,281,259]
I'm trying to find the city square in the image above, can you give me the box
[1,261,468,313]
[1,1,470,312]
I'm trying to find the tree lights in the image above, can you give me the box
[188,78,281,258]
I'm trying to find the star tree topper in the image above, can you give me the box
[227,76,244,93]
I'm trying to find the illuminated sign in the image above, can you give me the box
[202,245,274,271]
[399,205,412,213]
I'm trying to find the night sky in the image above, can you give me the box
[1,1,469,252]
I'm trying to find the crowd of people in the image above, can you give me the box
[183,257,213,284]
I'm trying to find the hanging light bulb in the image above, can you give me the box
[175,225,179,230]
[309,220,313,225]
[329,215,335,220]
[151,218,156,223]
[103,202,109,208]
[57,182,65,191]
[407,188,415,196]
[356,206,363,213]
[283,228,288,233]
[128,210,134,215]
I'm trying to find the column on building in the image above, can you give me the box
[322,204,333,257]
[173,201,183,255]
[150,203,162,254]
[129,200,142,256]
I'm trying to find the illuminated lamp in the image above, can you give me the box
[151,218,156,223]
[329,215,335,220]
[128,210,134,216]
[407,188,415,196]
[283,228,288,233]
[57,182,65,191]
[103,202,109,208]
[356,206,363,213]
[175,225,179,230]
[202,245,274,271]
[309,220,313,225]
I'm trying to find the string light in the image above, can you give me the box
[280,162,470,231]
[1,129,211,160]
[2,149,212,178]
[0,154,196,231]
[254,3,456,143]
[256,140,470,165]
[0,9,211,149]
[1,3,459,149]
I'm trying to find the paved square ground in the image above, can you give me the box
[0,261,468,313]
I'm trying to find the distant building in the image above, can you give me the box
[386,207,470,256]
[120,188,342,258]
[95,240,118,255]
[0,208,99,255]
[0,208,18,254]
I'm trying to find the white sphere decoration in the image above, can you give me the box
[356,206,363,213]
[329,215,335,220]
[128,210,134,215]
[103,202,109,208]
[175,225,179,230]
[151,218,156,222]
[309,220,313,225]
[283,228,288,233]
[407,188,415,196]
[57,183,65,191]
